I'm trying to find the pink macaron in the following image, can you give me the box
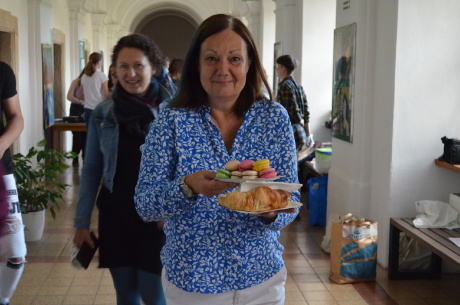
[239,160,254,172]
[258,167,277,179]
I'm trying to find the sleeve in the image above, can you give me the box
[256,104,300,231]
[135,110,198,222]
[1,62,17,100]
[73,111,104,229]
[301,87,310,123]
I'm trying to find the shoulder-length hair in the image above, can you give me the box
[169,14,272,116]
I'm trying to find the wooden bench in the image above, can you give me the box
[388,218,460,280]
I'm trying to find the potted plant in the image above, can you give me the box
[12,139,76,241]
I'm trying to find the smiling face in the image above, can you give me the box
[116,47,156,98]
[199,29,250,107]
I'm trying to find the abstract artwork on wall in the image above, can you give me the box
[42,43,54,128]
[331,23,356,143]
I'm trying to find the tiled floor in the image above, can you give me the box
[10,165,460,305]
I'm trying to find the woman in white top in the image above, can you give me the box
[80,52,109,123]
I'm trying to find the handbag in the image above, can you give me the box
[329,214,378,284]
[439,136,460,165]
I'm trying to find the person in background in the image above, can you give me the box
[168,58,184,88]
[154,56,176,99]
[66,70,86,165]
[80,52,109,123]
[0,61,25,305]
[135,14,299,305]
[276,54,311,152]
[107,64,119,92]
[73,34,169,305]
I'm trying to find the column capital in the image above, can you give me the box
[272,0,298,8]
[67,0,89,22]
[241,0,262,17]
[91,12,106,31]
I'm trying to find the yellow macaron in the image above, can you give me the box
[252,159,270,172]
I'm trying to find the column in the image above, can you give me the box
[240,0,262,51]
[67,0,88,78]
[91,12,106,54]
[272,0,302,79]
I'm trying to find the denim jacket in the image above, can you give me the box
[74,81,172,229]
[74,99,119,229]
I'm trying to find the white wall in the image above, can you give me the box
[301,0,335,143]
[261,0,276,93]
[329,0,460,268]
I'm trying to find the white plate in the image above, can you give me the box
[239,181,302,192]
[225,201,302,215]
[214,176,283,183]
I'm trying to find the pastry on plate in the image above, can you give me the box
[218,186,290,212]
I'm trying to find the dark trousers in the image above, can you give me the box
[69,103,86,160]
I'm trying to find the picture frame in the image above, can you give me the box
[331,23,356,143]
[41,44,54,128]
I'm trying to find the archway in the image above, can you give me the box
[134,10,198,61]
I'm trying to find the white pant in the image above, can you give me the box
[161,266,287,305]
[0,174,26,260]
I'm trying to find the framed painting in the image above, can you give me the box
[273,42,282,97]
[331,23,356,143]
[42,44,54,128]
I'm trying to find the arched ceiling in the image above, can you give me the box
[101,0,242,33]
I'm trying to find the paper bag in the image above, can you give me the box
[329,214,378,284]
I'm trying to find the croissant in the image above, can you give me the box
[218,186,290,212]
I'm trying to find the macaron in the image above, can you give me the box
[258,167,277,179]
[225,160,241,171]
[231,171,242,179]
[239,160,254,172]
[216,169,231,179]
[242,170,258,179]
[253,159,270,172]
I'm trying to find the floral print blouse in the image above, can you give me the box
[135,100,300,293]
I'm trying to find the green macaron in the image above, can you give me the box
[216,169,231,179]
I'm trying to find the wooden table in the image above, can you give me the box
[52,122,86,132]
[388,218,460,280]
[50,122,86,151]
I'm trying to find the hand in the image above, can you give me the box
[73,229,96,249]
[185,170,239,197]
[306,135,313,148]
[257,208,298,219]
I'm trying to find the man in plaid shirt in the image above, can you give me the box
[276,55,311,152]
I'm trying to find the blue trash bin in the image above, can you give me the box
[307,176,328,226]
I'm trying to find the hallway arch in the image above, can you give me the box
[134,9,198,61]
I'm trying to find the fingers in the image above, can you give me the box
[200,180,239,197]
[258,208,298,219]
[74,229,93,248]
[186,170,239,197]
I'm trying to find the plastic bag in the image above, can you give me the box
[398,233,431,271]
[413,200,458,228]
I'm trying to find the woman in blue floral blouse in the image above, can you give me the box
[135,14,300,305]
